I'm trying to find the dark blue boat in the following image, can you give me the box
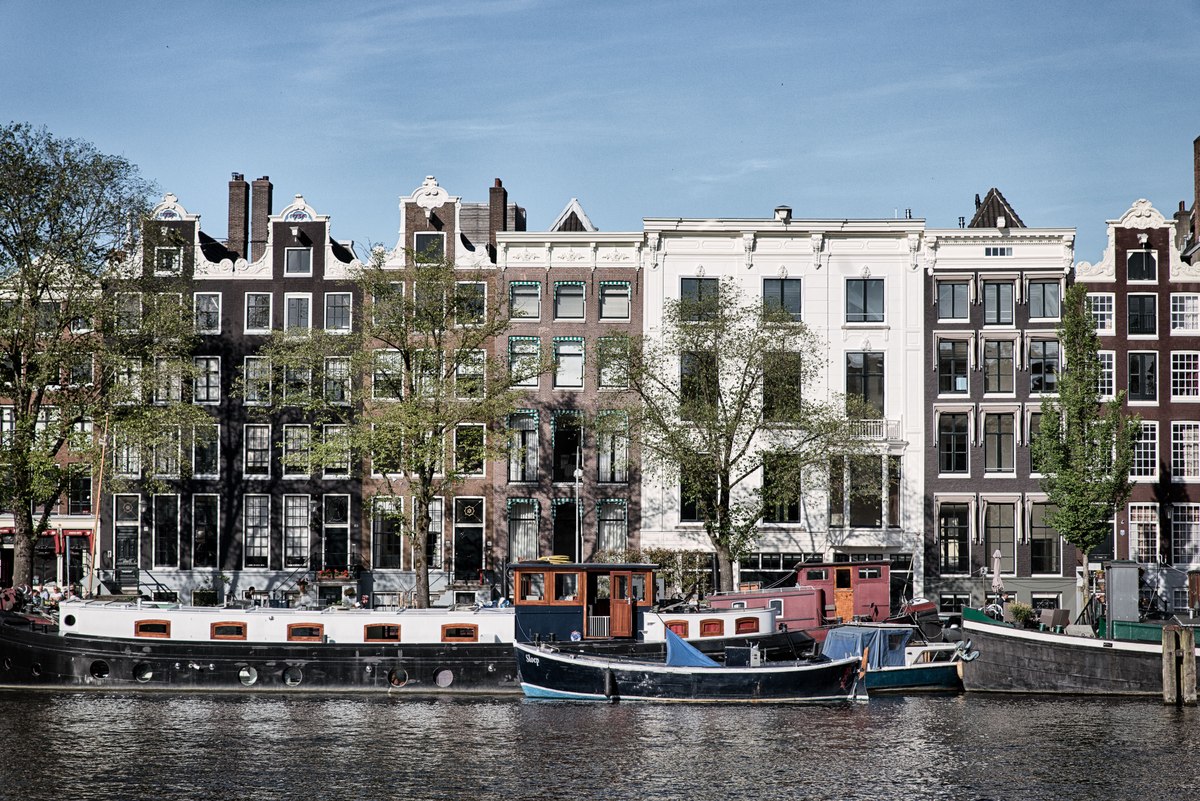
[820,624,970,694]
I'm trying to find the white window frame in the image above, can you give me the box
[553,338,584,389]
[1172,351,1200,401]
[194,292,221,334]
[1173,504,1200,567]
[191,494,219,569]
[373,349,403,400]
[1089,292,1115,335]
[455,281,487,327]
[599,282,632,320]
[243,356,271,406]
[324,356,351,405]
[244,423,271,478]
[192,423,220,479]
[285,247,313,277]
[243,494,271,569]
[155,246,182,277]
[283,494,311,569]
[283,293,312,332]
[323,424,350,477]
[324,292,352,333]
[1171,293,1200,334]
[1172,421,1200,481]
[282,424,312,478]
[244,292,273,334]
[1130,502,1160,563]
[554,282,586,320]
[510,281,541,321]
[1097,350,1115,400]
[1131,421,1158,481]
[454,423,486,477]
[193,356,220,405]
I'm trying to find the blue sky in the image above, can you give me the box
[4,1,1198,259]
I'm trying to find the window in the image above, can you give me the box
[762,453,801,523]
[1172,422,1200,480]
[828,454,897,529]
[153,428,181,477]
[845,278,884,323]
[939,593,971,613]
[600,282,631,319]
[1128,294,1157,335]
[984,503,1015,574]
[285,247,312,276]
[597,413,628,484]
[287,624,324,642]
[598,337,628,389]
[419,497,444,570]
[509,337,540,388]
[323,425,351,477]
[67,469,92,515]
[324,293,352,332]
[114,357,142,403]
[242,356,271,405]
[1128,249,1156,282]
[846,352,884,415]
[1089,293,1115,333]
[1129,352,1158,402]
[441,624,478,643]
[211,622,247,641]
[244,424,270,477]
[284,294,311,331]
[373,497,404,570]
[193,424,219,477]
[153,495,179,567]
[983,282,1013,325]
[283,367,311,406]
[193,356,220,404]
[938,413,968,474]
[282,425,311,477]
[680,474,716,523]
[1029,340,1059,393]
[154,358,182,404]
[455,424,485,476]
[113,434,140,477]
[194,293,220,334]
[1172,505,1200,566]
[116,293,141,332]
[681,277,719,321]
[554,282,585,319]
[681,351,718,420]
[1130,503,1160,563]
[983,340,1014,393]
[192,495,218,569]
[1098,351,1116,399]
[67,353,93,386]
[1028,280,1060,319]
[1030,503,1061,574]
[134,620,170,639]
[454,282,485,326]
[364,624,401,643]
[938,502,970,574]
[155,246,182,276]
[985,246,1012,257]
[243,495,270,568]
[245,292,272,333]
[1171,294,1200,332]
[938,340,969,394]
[509,282,540,320]
[373,350,403,399]
[1172,352,1200,399]
[552,413,582,483]
[508,413,538,483]
[283,495,310,569]
[410,351,439,399]
[553,338,584,388]
[508,500,539,562]
[322,495,350,569]
[763,352,802,421]
[937,281,969,321]
[762,278,801,321]
[310,359,347,408]
[413,232,444,262]
[1131,422,1158,479]
[984,414,1015,474]
[456,350,485,399]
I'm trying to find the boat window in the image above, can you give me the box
[287,623,324,642]
[836,569,852,589]
[134,620,171,638]
[858,567,882,580]
[631,573,648,602]
[768,599,784,615]
[364,624,401,642]
[554,573,578,601]
[665,620,688,637]
[211,622,247,640]
[805,569,827,581]
[735,617,759,634]
[732,601,746,609]
[520,572,545,602]
[699,618,724,637]
[441,624,478,642]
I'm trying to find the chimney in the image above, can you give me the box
[250,176,273,263]
[226,173,249,260]
[488,178,508,261]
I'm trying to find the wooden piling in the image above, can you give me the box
[1182,627,1197,707]
[1163,627,1180,705]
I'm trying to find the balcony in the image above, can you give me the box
[850,418,902,441]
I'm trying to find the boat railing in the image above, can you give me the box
[588,615,611,637]
[709,583,817,598]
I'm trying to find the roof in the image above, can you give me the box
[968,188,1026,229]
[549,198,597,232]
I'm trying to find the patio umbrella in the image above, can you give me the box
[991,549,1005,594]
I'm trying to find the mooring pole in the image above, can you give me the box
[1163,626,1180,705]
[1181,626,1197,707]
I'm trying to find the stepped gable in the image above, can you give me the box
[967,187,1026,229]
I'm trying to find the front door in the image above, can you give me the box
[610,571,635,638]
[834,567,854,622]
[115,525,139,592]
[552,502,578,561]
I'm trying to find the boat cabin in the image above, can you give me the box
[510,561,654,642]
[707,560,892,634]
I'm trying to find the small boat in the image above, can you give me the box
[514,628,862,703]
[819,624,973,695]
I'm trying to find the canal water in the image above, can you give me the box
[0,691,1196,800]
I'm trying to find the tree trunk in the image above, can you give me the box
[11,504,37,588]
[715,544,734,593]
[412,493,432,609]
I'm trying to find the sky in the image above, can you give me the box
[3,1,1198,260]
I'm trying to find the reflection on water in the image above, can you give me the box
[2,691,1199,800]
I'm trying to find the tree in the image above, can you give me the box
[0,123,202,589]
[1032,283,1139,592]
[620,279,870,593]
[251,250,530,607]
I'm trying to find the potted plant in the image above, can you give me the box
[1008,601,1035,627]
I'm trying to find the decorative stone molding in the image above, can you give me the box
[742,232,755,269]
[1117,199,1166,230]
[1061,234,1075,274]
[923,235,938,275]
[278,195,324,223]
[907,233,921,271]
[810,234,824,271]
[194,256,270,280]
[413,176,450,219]
[152,193,196,222]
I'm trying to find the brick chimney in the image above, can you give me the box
[488,178,508,261]
[226,173,249,260]
[250,176,273,262]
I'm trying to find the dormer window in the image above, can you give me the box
[285,248,312,276]
[155,247,182,276]
[414,233,445,263]
[1128,250,1157,282]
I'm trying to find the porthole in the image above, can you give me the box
[89,660,110,679]
[388,668,407,688]
[283,667,303,687]
[134,663,153,683]
[434,668,454,688]
[62,615,76,627]
[238,666,258,686]
[31,664,41,677]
